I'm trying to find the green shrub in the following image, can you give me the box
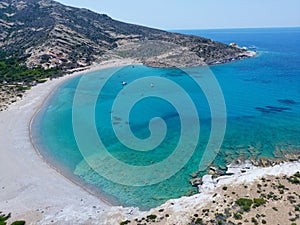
[233,213,242,220]
[253,198,266,207]
[251,217,258,225]
[294,172,300,178]
[0,212,25,225]
[235,198,253,211]
[11,222,26,225]
[120,220,130,225]
[146,214,157,220]
[194,218,203,224]
[0,212,11,225]
[288,177,300,184]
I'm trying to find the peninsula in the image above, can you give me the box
[0,0,254,110]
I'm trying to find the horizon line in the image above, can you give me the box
[166,26,300,31]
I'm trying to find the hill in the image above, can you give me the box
[0,0,254,110]
[0,0,252,69]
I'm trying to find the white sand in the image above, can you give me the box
[0,58,299,225]
[0,59,140,225]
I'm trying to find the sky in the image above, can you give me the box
[56,0,300,30]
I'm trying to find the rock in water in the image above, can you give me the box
[190,178,203,187]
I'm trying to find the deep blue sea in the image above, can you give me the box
[32,28,300,210]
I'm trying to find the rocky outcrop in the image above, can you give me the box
[189,153,300,190]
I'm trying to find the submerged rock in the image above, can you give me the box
[190,178,203,187]
[208,167,224,178]
[250,157,285,167]
[189,171,199,179]
[284,153,300,162]
[185,189,197,197]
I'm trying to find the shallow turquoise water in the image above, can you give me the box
[32,28,300,210]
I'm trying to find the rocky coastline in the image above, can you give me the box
[189,153,300,191]
[118,157,300,225]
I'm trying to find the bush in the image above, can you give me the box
[233,213,242,220]
[0,212,11,225]
[253,198,266,208]
[251,217,258,225]
[11,222,26,225]
[0,212,25,225]
[236,198,253,211]
[294,172,300,178]
[194,218,203,224]
[288,176,300,184]
[146,214,157,220]
[120,220,130,225]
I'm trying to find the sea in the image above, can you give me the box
[31,27,300,210]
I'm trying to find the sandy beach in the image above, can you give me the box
[0,58,299,225]
[0,59,141,225]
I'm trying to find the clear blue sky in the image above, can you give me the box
[56,0,300,30]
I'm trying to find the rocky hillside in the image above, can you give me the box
[0,0,253,69]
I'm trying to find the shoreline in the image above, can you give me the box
[0,58,299,224]
[27,60,142,208]
[126,161,300,225]
[0,58,141,224]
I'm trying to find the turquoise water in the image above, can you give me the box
[32,28,300,210]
